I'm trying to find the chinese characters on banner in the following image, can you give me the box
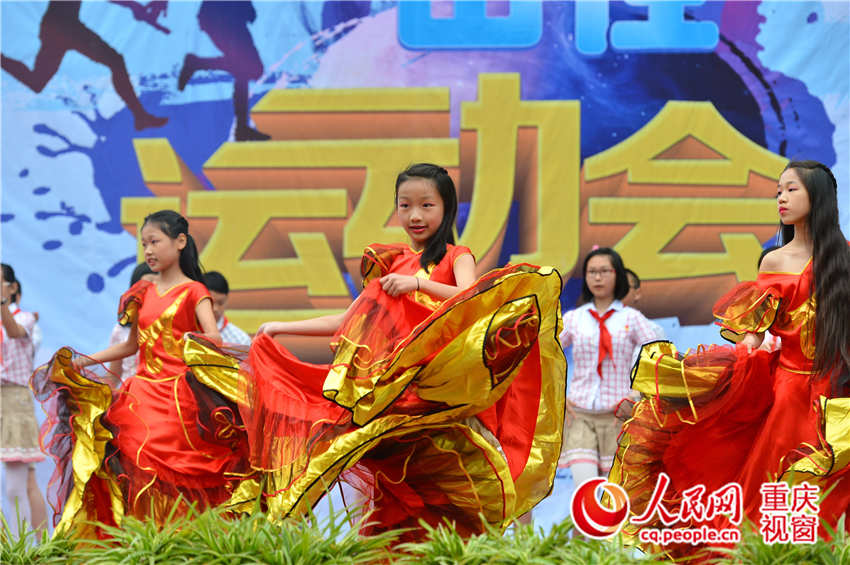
[397,1,718,54]
[121,73,787,358]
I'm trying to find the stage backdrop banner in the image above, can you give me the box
[2,1,848,363]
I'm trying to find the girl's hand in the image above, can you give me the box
[740,332,764,353]
[71,356,93,372]
[257,321,283,336]
[616,396,638,420]
[379,274,419,297]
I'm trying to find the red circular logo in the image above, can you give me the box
[570,478,630,538]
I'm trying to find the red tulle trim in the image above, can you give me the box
[30,347,121,528]
[340,427,511,542]
[30,344,254,529]
[188,262,565,537]
[615,343,850,558]
[242,334,350,473]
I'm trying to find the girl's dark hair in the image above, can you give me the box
[395,163,458,272]
[580,247,631,304]
[130,262,154,287]
[1,263,20,302]
[142,210,204,282]
[779,160,850,391]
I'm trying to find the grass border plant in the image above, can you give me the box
[2,509,849,563]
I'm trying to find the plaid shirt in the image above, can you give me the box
[2,308,37,386]
[218,316,251,346]
[560,301,658,412]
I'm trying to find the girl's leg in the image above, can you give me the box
[562,410,602,486]
[3,462,32,536]
[570,461,600,488]
[27,466,47,533]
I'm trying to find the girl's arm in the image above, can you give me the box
[195,298,221,343]
[726,255,772,353]
[260,252,478,337]
[631,310,663,346]
[1,302,27,338]
[258,311,347,337]
[258,293,363,337]
[380,253,476,300]
[77,324,139,368]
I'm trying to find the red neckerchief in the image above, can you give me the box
[589,308,615,378]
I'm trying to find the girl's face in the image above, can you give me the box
[777,168,811,226]
[585,254,617,301]
[141,223,185,274]
[396,178,445,251]
[0,271,16,302]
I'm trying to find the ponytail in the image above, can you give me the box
[142,210,205,282]
[180,233,204,282]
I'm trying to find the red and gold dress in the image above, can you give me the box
[610,258,850,558]
[31,280,250,537]
[187,243,567,540]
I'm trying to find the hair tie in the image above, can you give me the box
[591,244,600,251]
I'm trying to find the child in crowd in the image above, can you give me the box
[1,264,47,534]
[12,282,42,355]
[558,248,658,488]
[32,211,244,537]
[188,163,566,539]
[202,271,251,345]
[622,267,666,359]
[610,161,850,558]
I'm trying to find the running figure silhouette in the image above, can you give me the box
[1,1,169,131]
[178,1,270,141]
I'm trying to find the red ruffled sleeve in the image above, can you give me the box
[117,280,152,326]
[360,244,408,288]
[713,279,781,343]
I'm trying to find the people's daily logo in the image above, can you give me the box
[570,477,630,538]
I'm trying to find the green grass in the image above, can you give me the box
[2,509,848,564]
[711,515,850,565]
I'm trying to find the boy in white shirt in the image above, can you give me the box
[202,271,251,345]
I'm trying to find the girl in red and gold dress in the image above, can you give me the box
[188,163,567,540]
[610,161,850,558]
[31,211,249,537]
